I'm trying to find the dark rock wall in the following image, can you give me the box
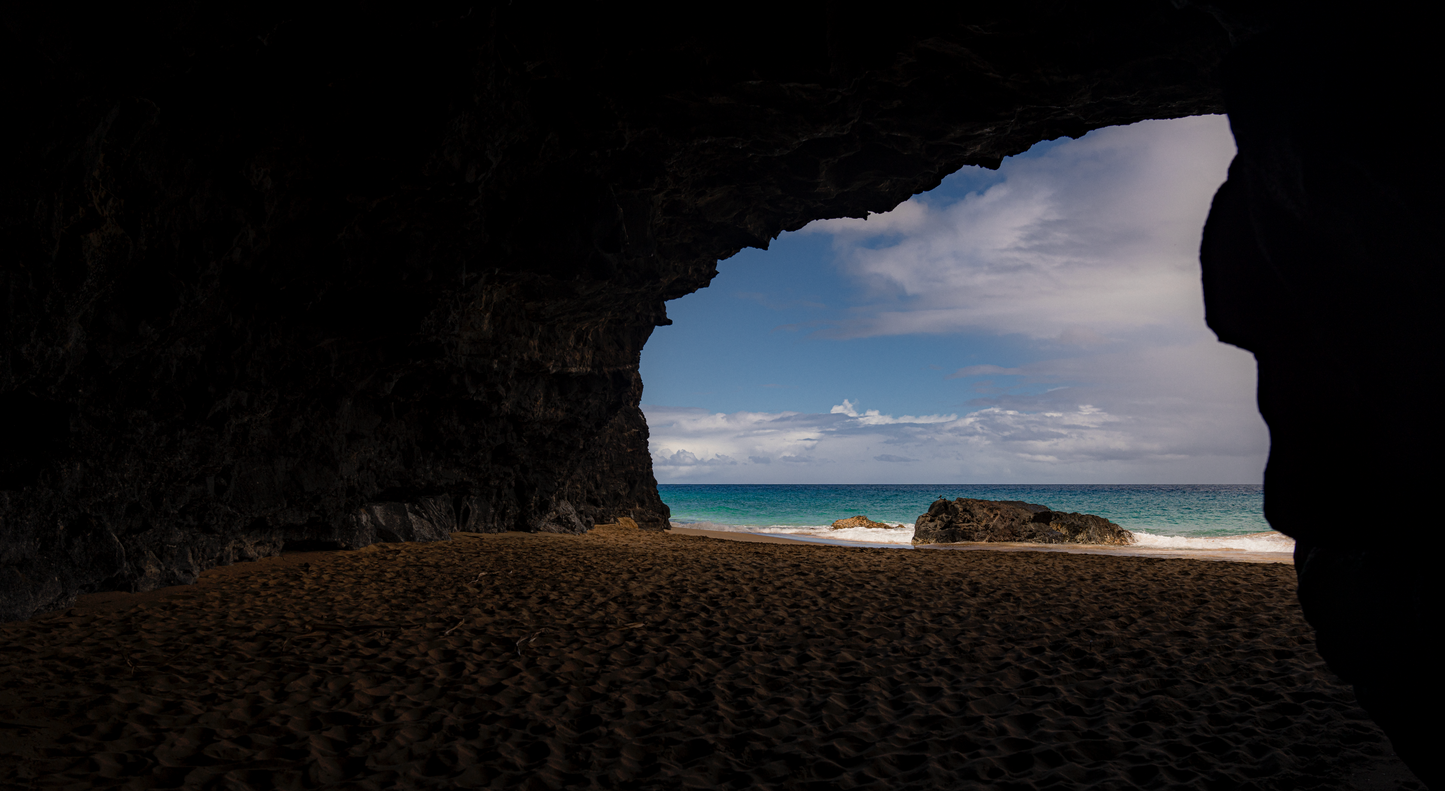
[2,3,1235,621]
[1199,18,1440,785]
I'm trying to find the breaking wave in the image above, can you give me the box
[674,520,916,546]
[1129,530,1294,554]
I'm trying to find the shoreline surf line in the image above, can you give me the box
[669,527,909,549]
[669,526,1295,564]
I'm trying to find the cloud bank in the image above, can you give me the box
[803,116,1237,343]
[645,338,1268,484]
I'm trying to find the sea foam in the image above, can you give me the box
[676,521,917,546]
[675,521,1296,554]
[1130,530,1294,554]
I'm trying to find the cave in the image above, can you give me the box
[2,2,1436,784]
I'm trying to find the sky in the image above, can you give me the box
[638,115,1269,484]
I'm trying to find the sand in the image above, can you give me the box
[0,526,1421,790]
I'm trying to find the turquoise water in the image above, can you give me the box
[659,484,1290,553]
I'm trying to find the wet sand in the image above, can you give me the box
[0,525,1420,789]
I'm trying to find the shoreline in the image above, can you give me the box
[670,526,1295,564]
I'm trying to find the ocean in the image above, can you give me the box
[658,483,1294,555]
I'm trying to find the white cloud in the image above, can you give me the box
[801,116,1236,341]
[644,336,1266,484]
[830,398,956,425]
[653,449,739,467]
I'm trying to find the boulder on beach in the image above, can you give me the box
[912,498,1134,546]
[830,515,903,530]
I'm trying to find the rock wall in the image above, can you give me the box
[1,3,1234,621]
[1199,17,1439,785]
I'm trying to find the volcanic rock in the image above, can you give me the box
[1198,18,1440,783]
[997,500,1051,514]
[348,496,456,545]
[0,4,1235,621]
[830,515,902,530]
[912,498,1135,546]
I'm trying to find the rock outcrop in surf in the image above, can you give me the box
[913,498,1135,546]
[830,515,902,530]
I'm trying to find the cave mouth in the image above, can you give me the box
[639,116,1268,493]
[2,5,1437,784]
[4,0,1253,621]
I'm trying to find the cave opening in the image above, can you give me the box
[639,116,1271,543]
[2,6,1437,783]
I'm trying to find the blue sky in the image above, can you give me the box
[639,115,1269,484]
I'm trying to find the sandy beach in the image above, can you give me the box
[0,526,1420,790]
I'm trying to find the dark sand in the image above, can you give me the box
[0,526,1421,789]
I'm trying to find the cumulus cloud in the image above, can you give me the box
[829,398,956,425]
[644,337,1267,483]
[802,116,1236,341]
[652,448,739,467]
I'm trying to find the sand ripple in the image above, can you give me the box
[0,526,1417,789]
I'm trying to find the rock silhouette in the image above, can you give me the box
[913,498,1135,546]
[830,515,902,530]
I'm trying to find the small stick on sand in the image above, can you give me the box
[516,629,546,656]
[157,644,191,667]
[444,619,465,636]
[281,632,324,651]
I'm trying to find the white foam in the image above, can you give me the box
[1130,530,1294,554]
[758,524,917,545]
[674,521,1294,555]
[677,521,917,545]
